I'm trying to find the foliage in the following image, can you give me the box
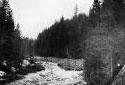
[89,0,101,26]
[102,0,125,23]
[0,0,23,66]
[83,0,125,85]
[21,37,34,57]
[34,14,88,58]
[84,54,107,85]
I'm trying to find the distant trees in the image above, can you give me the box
[74,4,79,16]
[21,37,34,57]
[34,14,89,59]
[35,17,69,58]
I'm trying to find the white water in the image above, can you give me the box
[8,61,86,85]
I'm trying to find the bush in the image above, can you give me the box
[17,63,45,75]
[57,63,83,71]
[74,66,84,71]
[57,63,72,70]
[4,73,23,83]
[29,64,45,71]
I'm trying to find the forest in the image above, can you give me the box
[0,0,125,85]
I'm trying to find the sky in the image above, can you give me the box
[9,0,94,39]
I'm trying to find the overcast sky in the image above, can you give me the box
[9,0,93,39]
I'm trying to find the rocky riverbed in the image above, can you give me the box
[7,61,86,85]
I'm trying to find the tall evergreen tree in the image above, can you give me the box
[89,0,101,26]
[0,0,23,68]
[0,0,14,61]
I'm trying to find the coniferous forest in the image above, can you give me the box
[1,0,125,85]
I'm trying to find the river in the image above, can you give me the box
[8,61,86,85]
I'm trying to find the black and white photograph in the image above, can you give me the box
[0,0,125,85]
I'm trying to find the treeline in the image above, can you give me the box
[34,12,88,59]
[35,0,125,85]
[0,0,34,73]
[21,37,34,57]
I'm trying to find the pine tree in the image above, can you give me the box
[74,4,79,16]
[0,0,23,69]
[89,0,101,26]
[0,0,14,61]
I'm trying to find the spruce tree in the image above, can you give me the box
[0,0,22,69]
[89,0,101,26]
